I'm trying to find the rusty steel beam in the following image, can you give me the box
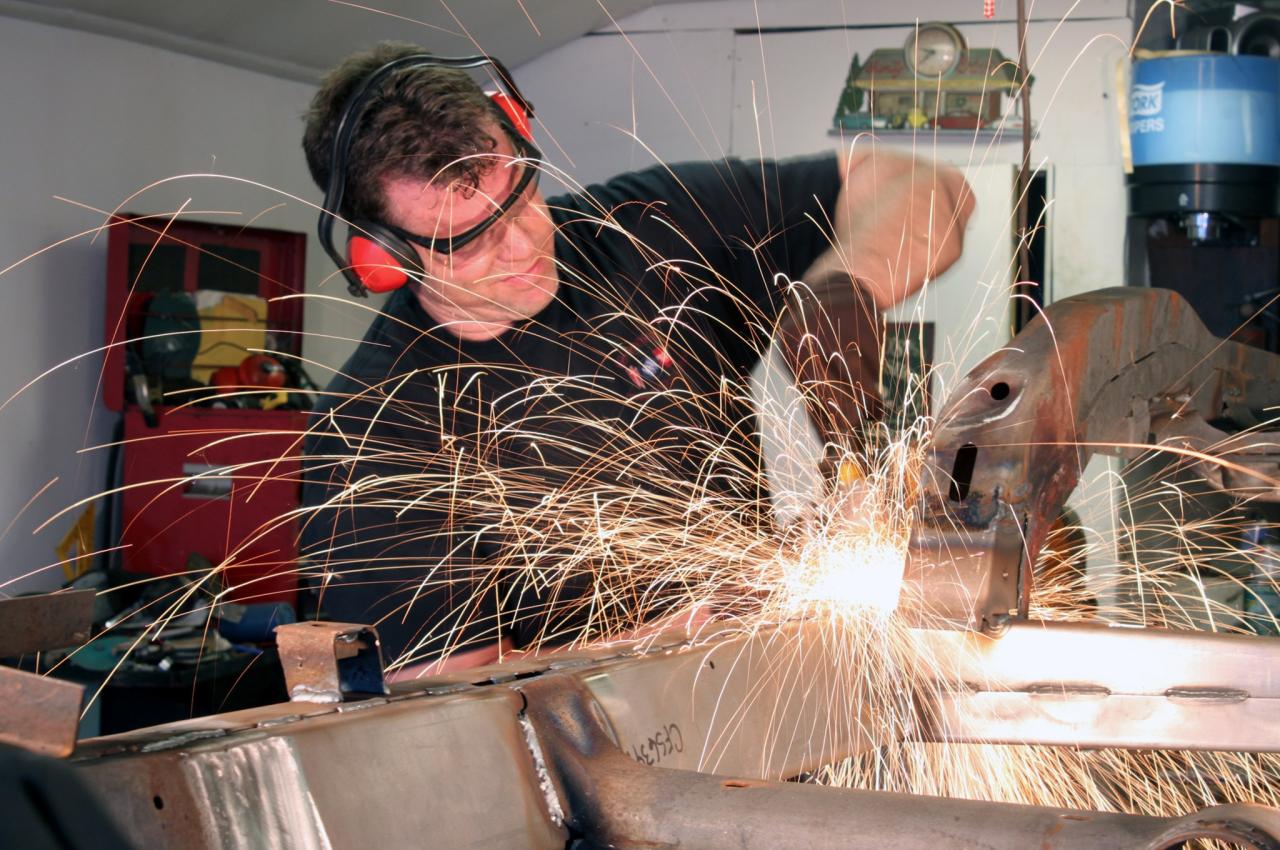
[908,287,1280,632]
[0,589,95,657]
[66,620,1280,849]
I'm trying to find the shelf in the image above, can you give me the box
[827,127,1028,139]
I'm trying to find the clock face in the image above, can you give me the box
[904,23,966,77]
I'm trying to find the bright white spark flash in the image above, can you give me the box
[783,532,909,616]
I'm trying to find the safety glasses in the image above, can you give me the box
[383,136,543,256]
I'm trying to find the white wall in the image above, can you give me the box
[0,16,373,593]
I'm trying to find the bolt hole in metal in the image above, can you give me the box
[989,381,1011,401]
[152,795,164,810]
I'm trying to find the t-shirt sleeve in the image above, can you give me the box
[570,154,842,372]
[299,380,501,664]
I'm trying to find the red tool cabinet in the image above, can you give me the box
[105,215,308,605]
[119,407,306,604]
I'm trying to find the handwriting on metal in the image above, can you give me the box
[630,722,684,766]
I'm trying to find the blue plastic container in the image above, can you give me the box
[1130,54,1280,167]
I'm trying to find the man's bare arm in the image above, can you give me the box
[779,148,976,447]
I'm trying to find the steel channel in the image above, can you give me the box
[927,691,1280,751]
[576,622,889,779]
[74,687,566,850]
[911,621,1280,698]
[577,620,1280,762]
[521,673,1280,850]
[911,621,1280,751]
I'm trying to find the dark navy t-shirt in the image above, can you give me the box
[301,154,842,661]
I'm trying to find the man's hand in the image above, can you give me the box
[811,146,976,311]
[779,147,972,451]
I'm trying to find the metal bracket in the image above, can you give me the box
[0,667,84,758]
[275,621,389,703]
[0,589,95,657]
[900,506,1025,632]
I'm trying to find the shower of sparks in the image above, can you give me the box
[784,536,907,615]
[4,1,1280,839]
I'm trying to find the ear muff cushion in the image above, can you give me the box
[347,225,421,293]
[489,92,533,142]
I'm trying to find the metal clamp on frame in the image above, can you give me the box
[275,621,389,704]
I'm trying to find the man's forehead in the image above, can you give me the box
[383,133,522,224]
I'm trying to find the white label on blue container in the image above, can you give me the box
[1130,56,1280,166]
[1132,81,1164,116]
[1131,81,1166,134]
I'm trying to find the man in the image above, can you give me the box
[300,43,974,674]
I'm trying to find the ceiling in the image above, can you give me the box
[0,0,673,83]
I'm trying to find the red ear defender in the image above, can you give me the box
[320,55,535,298]
[347,234,410,293]
[489,91,534,142]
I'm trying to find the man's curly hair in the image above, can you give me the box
[302,42,500,224]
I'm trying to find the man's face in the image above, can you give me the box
[380,127,558,340]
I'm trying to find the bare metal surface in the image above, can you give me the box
[0,666,84,757]
[916,621,1280,698]
[912,621,1280,751]
[930,690,1279,752]
[275,621,388,703]
[911,287,1280,629]
[0,589,94,656]
[183,737,332,850]
[520,672,1280,850]
[900,512,1023,632]
[68,620,1280,849]
[582,623,889,778]
[75,687,567,850]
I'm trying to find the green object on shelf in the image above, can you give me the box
[835,113,876,130]
[831,53,865,130]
